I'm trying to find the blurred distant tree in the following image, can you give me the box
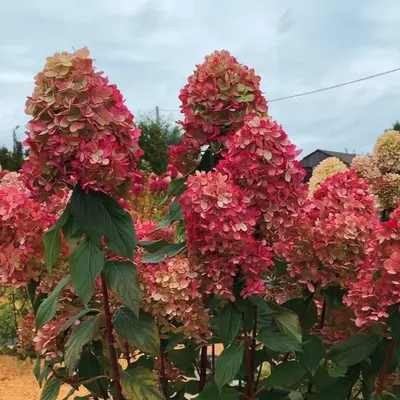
[392,121,400,131]
[0,126,25,172]
[138,117,182,174]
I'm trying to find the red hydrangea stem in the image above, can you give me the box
[212,344,216,375]
[101,274,124,400]
[199,346,208,391]
[159,347,168,397]
[375,338,395,393]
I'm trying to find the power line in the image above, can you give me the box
[269,66,400,102]
[156,66,400,111]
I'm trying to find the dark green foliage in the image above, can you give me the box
[138,117,182,174]
[0,126,25,172]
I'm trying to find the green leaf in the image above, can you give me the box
[121,366,164,400]
[138,239,169,253]
[274,258,288,276]
[258,331,302,353]
[70,238,104,305]
[197,148,214,172]
[33,355,41,381]
[114,307,160,356]
[155,197,183,231]
[65,314,101,374]
[248,296,276,314]
[62,211,83,247]
[216,302,241,346]
[39,365,52,388]
[36,275,71,329]
[260,361,306,389]
[164,175,188,202]
[282,296,318,332]
[100,193,137,257]
[164,333,184,352]
[330,333,380,367]
[142,242,186,264]
[70,186,136,257]
[270,304,302,344]
[323,286,346,310]
[297,335,324,376]
[215,343,244,392]
[27,278,39,309]
[60,309,97,332]
[40,376,62,400]
[103,261,142,316]
[78,347,109,398]
[197,382,240,400]
[167,345,198,376]
[315,365,360,400]
[388,311,400,366]
[43,227,61,273]
[62,388,76,400]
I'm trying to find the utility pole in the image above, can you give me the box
[155,106,160,124]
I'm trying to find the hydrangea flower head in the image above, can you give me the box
[217,115,307,240]
[179,50,268,144]
[309,157,347,194]
[350,155,381,184]
[22,47,143,197]
[373,130,400,173]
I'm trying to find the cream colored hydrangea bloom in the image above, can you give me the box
[373,173,400,211]
[373,130,400,173]
[309,157,348,193]
[350,155,381,184]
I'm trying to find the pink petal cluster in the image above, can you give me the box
[0,184,58,286]
[217,115,308,240]
[277,171,378,289]
[22,47,143,197]
[179,50,268,145]
[135,219,174,243]
[345,204,400,327]
[137,255,209,342]
[180,170,273,299]
[34,314,78,361]
[0,171,25,190]
[168,138,201,175]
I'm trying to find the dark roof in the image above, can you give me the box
[301,149,358,166]
[319,150,357,165]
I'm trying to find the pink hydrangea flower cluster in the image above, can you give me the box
[0,184,58,286]
[276,171,378,289]
[180,170,273,299]
[135,219,174,243]
[34,314,79,360]
[0,170,25,190]
[179,50,268,145]
[22,47,143,197]
[137,254,210,342]
[217,115,308,240]
[345,204,400,327]
[148,165,182,195]
[168,138,201,175]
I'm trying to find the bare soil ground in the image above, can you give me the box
[0,355,88,400]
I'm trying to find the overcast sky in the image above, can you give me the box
[1,0,400,157]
